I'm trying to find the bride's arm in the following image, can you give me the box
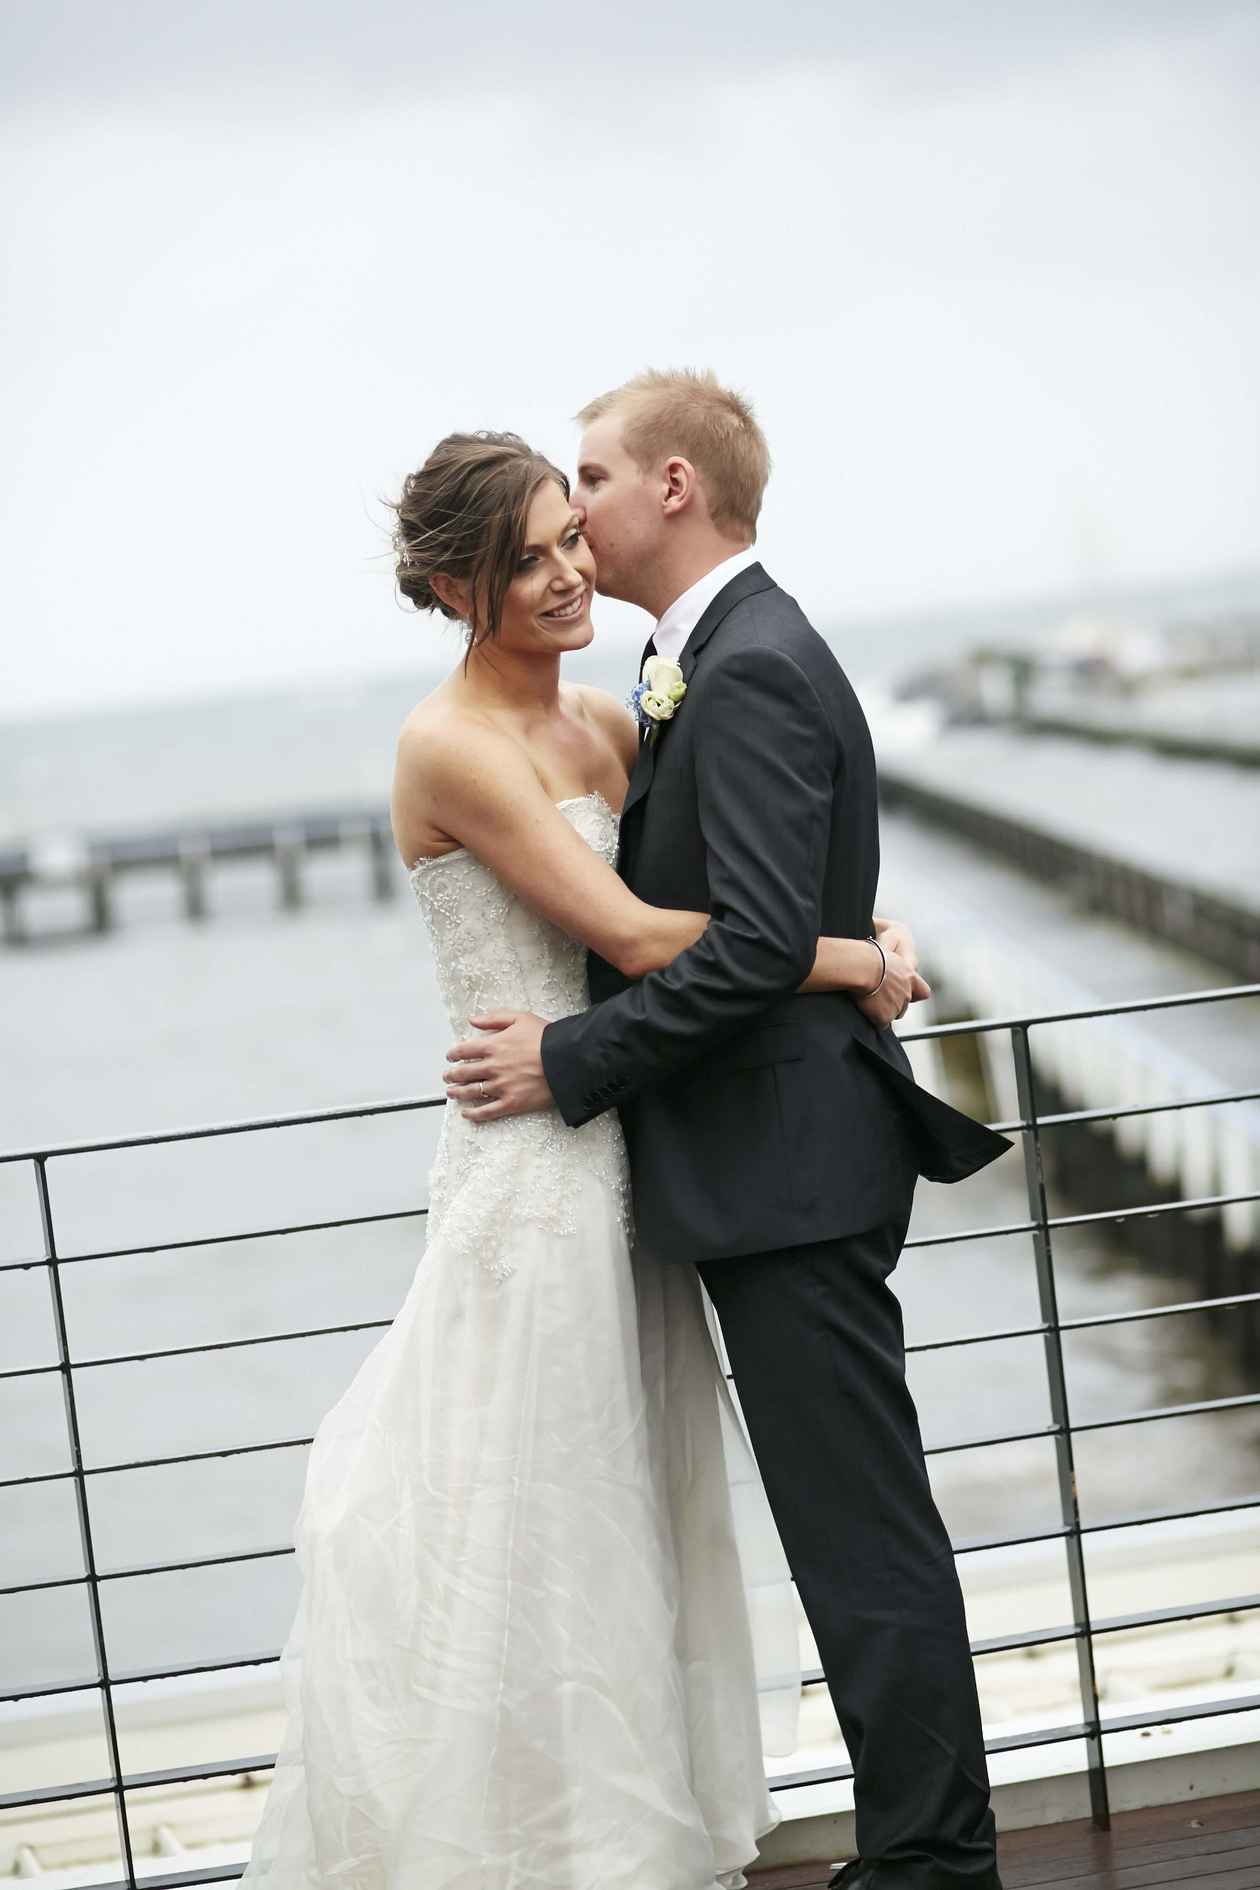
[396,718,905,999]
[395,720,710,978]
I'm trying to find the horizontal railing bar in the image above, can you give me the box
[990,1084,1260,1136]
[12,1561,1260,1703]
[968,1590,1260,1657]
[0,1753,277,1811]
[40,1542,1244,1649]
[18,1688,1260,1816]
[31,1288,1254,1384]
[0,1434,314,1492]
[768,1688,1260,1791]
[9,1388,1258,1497]
[0,1318,396,1383]
[34,1871,238,1890]
[1,1648,281,1706]
[0,1542,295,1600]
[953,1488,1260,1556]
[1049,1188,1260,1231]
[9,1283,1251,1390]
[898,981,1260,1044]
[22,1686,1260,1815]
[1081,1489,1260,1536]
[0,1204,429,1276]
[787,1593,1260,1682]
[907,1319,1050,1354]
[2,1181,1248,1280]
[903,1289,1260,1358]
[953,1521,1071,1555]
[1071,1389,1260,1433]
[925,1422,1060,1457]
[83,1319,393,1373]
[1060,1290,1260,1334]
[1094,1690,1260,1734]
[926,1390,1260,1459]
[902,1187,1259,1258]
[904,1216,1036,1250]
[0,1091,447,1166]
[2,984,1253,1171]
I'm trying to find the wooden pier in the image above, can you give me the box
[878,731,1260,984]
[0,806,400,946]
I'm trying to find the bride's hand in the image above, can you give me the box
[855,948,931,1029]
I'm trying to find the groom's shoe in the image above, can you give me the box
[827,1864,1001,1889]
[826,1862,870,1889]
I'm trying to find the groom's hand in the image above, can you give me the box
[444,1012,554,1121]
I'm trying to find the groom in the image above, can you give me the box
[444,369,1010,1889]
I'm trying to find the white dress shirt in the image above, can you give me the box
[652,545,760,664]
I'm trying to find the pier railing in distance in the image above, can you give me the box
[2,984,1258,1888]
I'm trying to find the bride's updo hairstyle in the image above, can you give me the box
[391,431,570,646]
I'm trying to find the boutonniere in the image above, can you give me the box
[629,654,687,745]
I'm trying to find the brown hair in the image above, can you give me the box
[390,431,569,644]
[577,368,770,537]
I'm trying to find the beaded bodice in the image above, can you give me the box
[408,791,632,1279]
[409,792,619,1030]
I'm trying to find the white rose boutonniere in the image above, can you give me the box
[629,654,687,744]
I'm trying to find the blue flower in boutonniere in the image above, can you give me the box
[629,653,687,744]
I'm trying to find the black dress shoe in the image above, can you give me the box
[826,1862,870,1890]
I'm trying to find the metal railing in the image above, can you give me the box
[2,984,1259,1887]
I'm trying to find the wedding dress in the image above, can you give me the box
[241,789,801,1890]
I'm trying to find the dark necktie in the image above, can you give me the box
[636,633,658,745]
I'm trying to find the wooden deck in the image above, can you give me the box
[749,1787,1260,1888]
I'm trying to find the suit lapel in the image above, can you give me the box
[619,562,775,831]
[677,560,774,684]
[620,711,658,822]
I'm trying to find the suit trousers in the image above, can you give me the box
[696,1216,1003,1889]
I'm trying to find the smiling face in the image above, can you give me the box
[488,476,597,655]
[573,413,665,608]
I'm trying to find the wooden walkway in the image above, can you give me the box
[749,1788,1260,1888]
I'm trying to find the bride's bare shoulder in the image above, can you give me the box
[390,690,531,866]
[565,682,637,771]
[394,689,515,789]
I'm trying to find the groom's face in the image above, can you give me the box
[574,414,661,607]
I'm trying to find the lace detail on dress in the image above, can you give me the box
[409,792,632,1281]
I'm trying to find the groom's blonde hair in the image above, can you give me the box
[577,368,770,538]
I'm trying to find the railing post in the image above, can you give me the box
[35,1156,138,1887]
[1010,1025,1110,1828]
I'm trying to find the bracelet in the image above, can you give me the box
[862,934,886,997]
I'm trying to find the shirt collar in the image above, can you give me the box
[653,546,759,663]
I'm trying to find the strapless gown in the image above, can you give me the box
[240,790,800,1890]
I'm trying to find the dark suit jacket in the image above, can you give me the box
[540,563,1010,1265]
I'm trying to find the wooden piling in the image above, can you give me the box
[275,828,305,911]
[178,838,210,921]
[367,824,395,902]
[86,865,113,934]
[0,881,24,946]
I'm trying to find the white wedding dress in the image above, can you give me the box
[241,790,800,1890]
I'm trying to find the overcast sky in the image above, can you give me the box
[2,1,1257,717]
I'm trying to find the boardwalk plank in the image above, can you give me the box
[1003,1822,1260,1886]
[750,1789,1260,1890]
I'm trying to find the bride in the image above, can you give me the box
[240,431,924,1890]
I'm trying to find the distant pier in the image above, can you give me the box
[878,730,1260,983]
[0,806,399,946]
